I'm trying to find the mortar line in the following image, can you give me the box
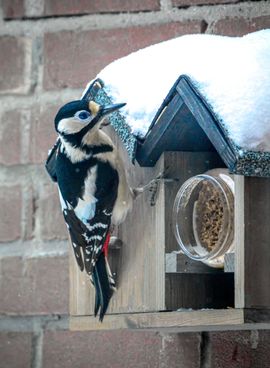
[31,330,43,368]
[0,2,269,37]
[200,331,210,368]
[0,315,69,332]
[0,239,68,259]
[160,0,173,11]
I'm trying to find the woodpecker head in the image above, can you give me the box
[54,99,126,146]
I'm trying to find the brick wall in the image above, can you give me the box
[0,0,270,367]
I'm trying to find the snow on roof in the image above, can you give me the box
[94,29,270,153]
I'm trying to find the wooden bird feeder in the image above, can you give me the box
[70,76,270,332]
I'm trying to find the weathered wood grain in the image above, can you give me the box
[136,95,215,167]
[165,273,234,310]
[244,309,270,323]
[224,253,235,273]
[235,175,270,308]
[136,76,237,169]
[177,77,236,169]
[70,309,244,331]
[165,252,223,274]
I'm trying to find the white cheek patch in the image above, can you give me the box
[58,118,85,134]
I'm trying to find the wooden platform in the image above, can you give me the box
[70,309,243,331]
[70,308,270,332]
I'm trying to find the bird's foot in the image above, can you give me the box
[109,236,123,248]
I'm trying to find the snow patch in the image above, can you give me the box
[96,29,270,152]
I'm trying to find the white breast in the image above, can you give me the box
[74,165,98,224]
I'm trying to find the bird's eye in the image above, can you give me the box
[74,110,91,121]
[77,111,90,120]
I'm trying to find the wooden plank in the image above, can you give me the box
[116,156,166,313]
[166,253,223,274]
[235,175,270,308]
[244,309,270,323]
[177,77,236,170]
[69,242,92,316]
[235,175,244,308]
[70,309,244,331]
[244,177,270,308]
[165,273,234,310]
[224,253,235,273]
[136,96,215,167]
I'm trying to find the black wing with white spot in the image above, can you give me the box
[61,160,119,276]
[62,203,111,276]
[57,155,119,320]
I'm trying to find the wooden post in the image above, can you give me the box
[235,175,270,308]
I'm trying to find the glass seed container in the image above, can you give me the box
[173,169,234,268]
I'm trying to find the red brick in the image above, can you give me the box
[43,330,162,368]
[29,104,59,164]
[43,21,205,90]
[208,330,270,368]
[44,0,160,16]
[2,0,25,19]
[212,16,270,36]
[252,330,270,368]
[0,36,31,94]
[0,185,21,242]
[208,331,253,368]
[160,333,201,368]
[173,0,238,6]
[0,110,22,166]
[0,332,32,368]
[38,183,68,240]
[0,255,68,315]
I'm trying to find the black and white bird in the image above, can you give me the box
[53,97,134,320]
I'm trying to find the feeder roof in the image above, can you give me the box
[84,29,270,177]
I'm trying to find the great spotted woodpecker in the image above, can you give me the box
[53,97,133,321]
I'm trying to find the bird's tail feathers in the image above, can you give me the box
[105,256,116,290]
[92,252,115,321]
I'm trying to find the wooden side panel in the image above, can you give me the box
[115,158,166,314]
[235,175,245,308]
[70,235,92,316]
[235,175,270,308]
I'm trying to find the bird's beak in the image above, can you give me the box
[100,103,126,117]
